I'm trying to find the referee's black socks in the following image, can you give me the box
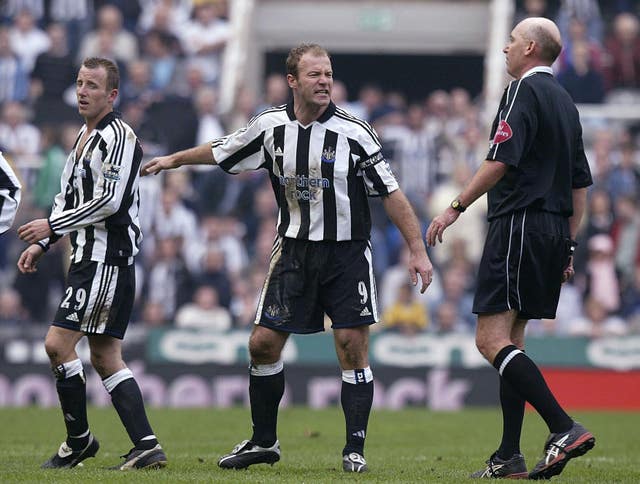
[493,345,572,434]
[53,359,90,450]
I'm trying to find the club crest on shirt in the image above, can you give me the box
[492,120,513,145]
[102,163,121,181]
[321,146,336,163]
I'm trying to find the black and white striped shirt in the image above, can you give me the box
[211,101,399,241]
[0,152,21,234]
[39,112,143,266]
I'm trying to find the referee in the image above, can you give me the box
[427,18,595,480]
[0,152,21,234]
[142,43,433,473]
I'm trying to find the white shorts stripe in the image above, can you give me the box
[516,209,527,310]
[364,241,379,321]
[254,237,283,326]
[505,214,515,310]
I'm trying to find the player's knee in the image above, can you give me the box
[475,335,494,361]
[248,335,279,363]
[44,338,64,364]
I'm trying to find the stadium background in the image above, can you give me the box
[0,0,639,411]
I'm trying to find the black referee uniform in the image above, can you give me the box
[212,100,398,332]
[0,152,21,234]
[473,66,593,319]
[40,112,143,338]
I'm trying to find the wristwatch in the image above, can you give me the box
[451,198,467,213]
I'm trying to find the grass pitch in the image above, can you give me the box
[0,407,637,483]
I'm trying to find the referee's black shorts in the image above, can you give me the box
[255,237,379,334]
[473,209,571,320]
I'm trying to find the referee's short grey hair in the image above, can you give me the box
[286,43,330,78]
[82,57,120,91]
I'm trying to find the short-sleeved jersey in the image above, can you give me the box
[39,112,143,266]
[211,101,398,241]
[485,66,593,220]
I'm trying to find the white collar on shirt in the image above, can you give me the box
[521,66,554,78]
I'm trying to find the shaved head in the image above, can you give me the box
[518,17,562,64]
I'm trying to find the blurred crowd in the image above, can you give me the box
[1,0,640,340]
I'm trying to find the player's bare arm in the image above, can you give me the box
[141,142,217,176]
[17,244,45,274]
[381,189,433,293]
[17,218,53,244]
[426,159,508,246]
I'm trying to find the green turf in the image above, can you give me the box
[0,407,637,483]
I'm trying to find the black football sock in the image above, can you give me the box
[249,361,285,447]
[53,359,90,450]
[494,345,572,434]
[103,368,157,449]
[341,368,374,456]
[496,375,525,460]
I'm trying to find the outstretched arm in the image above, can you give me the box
[382,189,433,293]
[141,143,216,176]
[426,159,508,246]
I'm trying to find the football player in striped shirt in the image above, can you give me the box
[17,57,166,471]
[142,43,434,473]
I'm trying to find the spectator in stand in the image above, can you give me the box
[175,284,232,330]
[437,265,475,328]
[1,0,44,23]
[378,102,435,210]
[139,301,168,327]
[144,235,193,321]
[30,22,77,126]
[32,125,69,211]
[229,278,260,329]
[0,287,28,324]
[606,140,639,204]
[579,234,621,314]
[382,282,429,335]
[431,301,469,334]
[138,0,192,37]
[573,188,614,273]
[8,8,49,73]
[142,29,179,91]
[556,0,603,45]
[555,17,604,76]
[179,0,230,85]
[567,296,627,337]
[0,26,29,103]
[77,4,139,66]
[120,59,157,109]
[602,12,640,91]
[557,40,606,103]
[255,73,290,114]
[513,0,556,25]
[44,0,92,59]
[424,90,457,183]
[0,101,41,159]
[194,86,225,146]
[352,83,385,121]
[192,246,232,310]
[620,266,640,320]
[611,194,640,287]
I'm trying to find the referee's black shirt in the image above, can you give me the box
[486,66,593,220]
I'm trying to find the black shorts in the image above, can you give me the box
[473,209,571,320]
[255,237,379,334]
[52,260,135,339]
